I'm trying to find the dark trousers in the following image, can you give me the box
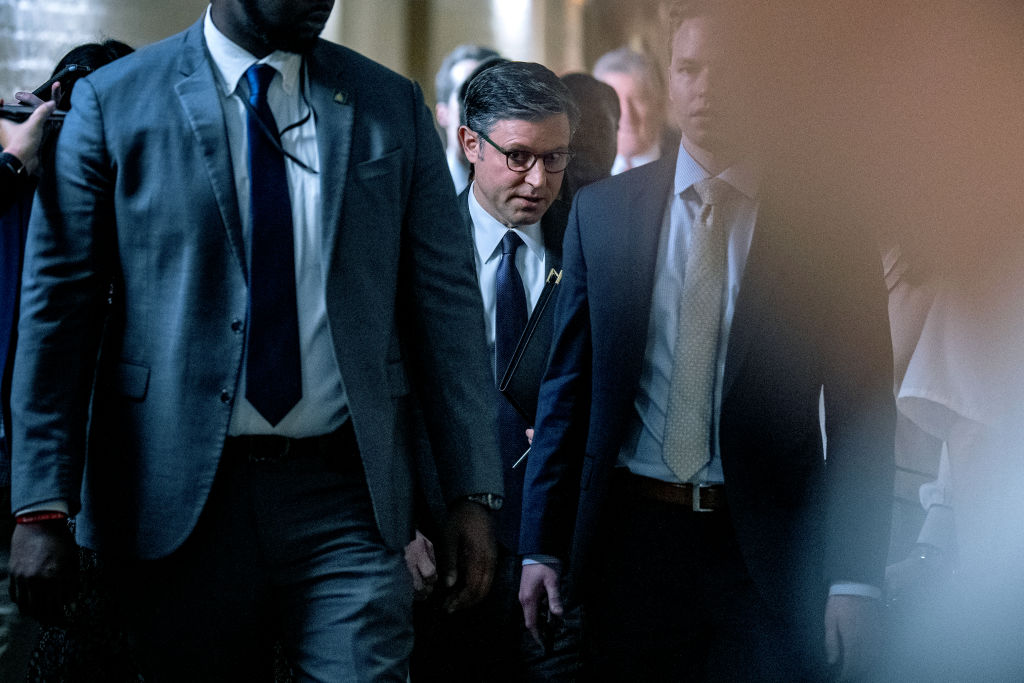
[113,428,412,683]
[582,475,828,683]
[412,542,582,682]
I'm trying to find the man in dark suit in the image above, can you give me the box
[8,1,501,680]
[519,1,895,681]
[411,61,581,682]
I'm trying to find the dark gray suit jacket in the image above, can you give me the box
[12,17,501,559]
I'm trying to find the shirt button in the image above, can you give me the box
[231,319,243,333]
[220,390,231,404]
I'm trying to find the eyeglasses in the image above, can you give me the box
[476,130,573,173]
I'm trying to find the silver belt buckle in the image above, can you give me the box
[692,484,713,513]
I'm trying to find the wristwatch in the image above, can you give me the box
[465,493,503,511]
[0,152,27,178]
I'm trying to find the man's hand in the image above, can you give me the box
[440,499,496,612]
[8,520,77,625]
[884,544,954,611]
[0,98,56,176]
[526,428,534,446]
[403,530,438,600]
[824,594,882,681]
[519,562,562,647]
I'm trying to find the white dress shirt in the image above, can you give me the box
[204,9,347,437]
[467,183,548,379]
[611,142,662,176]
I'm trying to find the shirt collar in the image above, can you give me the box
[673,143,761,201]
[467,183,545,265]
[203,5,303,98]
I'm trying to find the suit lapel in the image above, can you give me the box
[173,20,247,280]
[541,198,569,271]
[622,155,676,343]
[307,45,354,284]
[723,194,776,400]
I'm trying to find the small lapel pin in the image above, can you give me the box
[333,89,349,105]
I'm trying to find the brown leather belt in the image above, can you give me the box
[224,420,357,464]
[618,470,727,512]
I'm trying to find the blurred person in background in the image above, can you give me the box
[434,44,500,193]
[559,72,620,202]
[593,46,675,174]
[1,40,131,683]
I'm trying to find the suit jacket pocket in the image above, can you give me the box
[116,361,150,401]
[356,148,402,181]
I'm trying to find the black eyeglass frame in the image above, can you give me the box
[475,130,574,173]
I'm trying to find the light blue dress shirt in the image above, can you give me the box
[617,146,759,484]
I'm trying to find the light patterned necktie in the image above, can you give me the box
[662,177,730,482]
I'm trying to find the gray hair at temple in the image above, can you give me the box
[463,61,580,139]
[592,47,665,104]
[434,44,500,106]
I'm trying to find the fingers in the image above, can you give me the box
[414,543,438,599]
[403,532,438,599]
[8,522,77,625]
[543,570,563,617]
[824,608,840,667]
[520,585,544,646]
[440,522,460,591]
[440,501,497,613]
[15,91,46,108]
[519,563,561,647]
[525,428,535,446]
[443,531,495,612]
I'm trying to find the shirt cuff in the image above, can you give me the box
[828,582,882,600]
[522,554,561,570]
[14,499,70,517]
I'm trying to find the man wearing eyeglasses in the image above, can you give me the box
[411,61,581,682]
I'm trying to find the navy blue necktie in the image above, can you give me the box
[244,64,301,426]
[495,231,529,548]
[495,231,528,380]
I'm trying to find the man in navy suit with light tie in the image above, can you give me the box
[519,1,895,680]
[7,1,502,680]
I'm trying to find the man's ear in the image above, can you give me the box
[458,125,481,163]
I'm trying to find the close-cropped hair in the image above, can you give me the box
[463,61,580,139]
[666,0,714,32]
[592,47,665,103]
[434,44,500,105]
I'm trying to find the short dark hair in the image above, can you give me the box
[434,44,500,105]
[463,61,580,139]
[52,39,134,111]
[666,0,714,35]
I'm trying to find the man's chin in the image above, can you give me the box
[269,29,323,54]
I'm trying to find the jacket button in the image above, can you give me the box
[230,319,243,333]
[220,390,231,404]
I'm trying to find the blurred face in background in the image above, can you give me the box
[436,58,483,159]
[598,70,665,160]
